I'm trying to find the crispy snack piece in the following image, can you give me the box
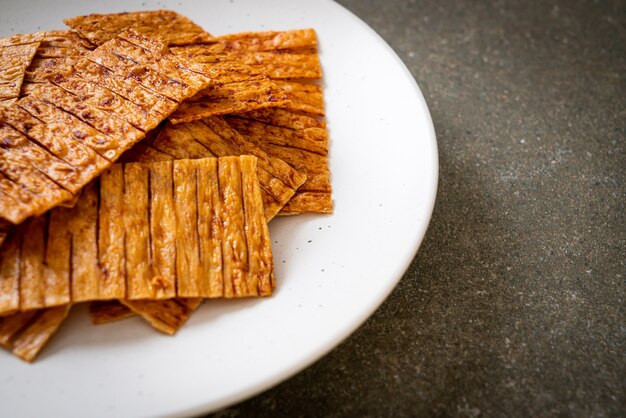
[0,218,12,247]
[66,14,320,121]
[89,301,136,325]
[172,29,321,79]
[21,30,96,94]
[121,298,202,335]
[116,155,276,334]
[0,310,38,347]
[0,157,275,316]
[35,30,96,52]
[0,30,211,224]
[226,107,332,214]
[89,299,203,336]
[0,192,79,251]
[0,32,43,106]
[124,117,306,220]
[170,29,322,122]
[113,121,303,333]
[234,107,326,130]
[0,305,71,362]
[215,29,318,53]
[64,10,214,46]
[0,228,20,314]
[237,51,320,79]
[64,11,319,79]
[168,29,322,122]
[274,80,325,116]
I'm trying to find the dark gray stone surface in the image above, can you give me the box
[209,1,625,416]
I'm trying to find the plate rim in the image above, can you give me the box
[0,1,439,416]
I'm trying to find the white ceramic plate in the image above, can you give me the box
[0,1,438,416]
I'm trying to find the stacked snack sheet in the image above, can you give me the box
[0,10,332,362]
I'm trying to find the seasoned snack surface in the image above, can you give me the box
[64,10,214,46]
[0,156,274,316]
[0,29,211,224]
[0,32,42,106]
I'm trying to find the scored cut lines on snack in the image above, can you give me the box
[0,156,275,317]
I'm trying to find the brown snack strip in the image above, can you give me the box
[122,163,153,299]
[0,139,74,215]
[100,36,209,92]
[8,305,71,362]
[121,298,202,335]
[51,77,157,131]
[281,191,333,214]
[139,117,307,221]
[118,142,174,163]
[85,49,193,103]
[0,99,16,108]
[72,28,209,112]
[218,157,248,297]
[0,157,274,315]
[38,30,96,51]
[0,231,21,314]
[0,172,37,223]
[44,209,72,306]
[89,299,206,334]
[18,91,139,162]
[237,141,331,191]
[211,29,318,53]
[97,166,126,299]
[196,159,224,297]
[21,30,95,93]
[169,78,289,124]
[0,63,29,84]
[22,85,144,159]
[58,193,82,208]
[274,80,325,116]
[226,108,332,214]
[64,10,213,46]
[148,163,177,299]
[0,310,38,348]
[72,59,178,118]
[0,219,11,246]
[0,29,210,224]
[172,29,321,79]
[226,114,328,155]
[0,123,85,194]
[105,156,269,332]
[167,29,322,122]
[0,144,83,223]
[190,61,265,85]
[3,101,110,189]
[160,27,319,122]
[235,107,325,130]
[112,156,276,330]
[0,33,45,48]
[173,160,204,297]
[240,156,275,294]
[89,299,203,336]
[68,183,101,303]
[2,102,108,181]
[0,33,43,103]
[18,216,47,311]
[231,51,321,79]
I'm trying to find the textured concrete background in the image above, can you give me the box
[210,0,625,416]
